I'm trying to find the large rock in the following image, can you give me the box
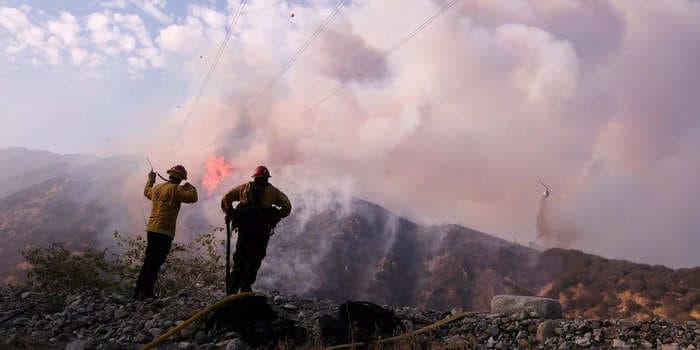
[490,295,562,319]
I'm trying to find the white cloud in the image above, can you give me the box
[87,53,105,68]
[47,12,80,46]
[16,25,45,47]
[138,46,164,67]
[127,55,147,69]
[43,46,61,65]
[5,43,22,54]
[119,34,136,51]
[113,13,153,47]
[70,47,88,65]
[139,0,171,23]
[0,7,30,33]
[99,0,127,9]
[100,0,171,23]
[87,12,120,47]
[157,21,204,52]
[190,5,226,29]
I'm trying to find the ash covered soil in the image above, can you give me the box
[0,287,698,350]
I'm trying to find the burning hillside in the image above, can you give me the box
[0,148,698,321]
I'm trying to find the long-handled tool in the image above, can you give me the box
[147,157,175,183]
[225,217,232,294]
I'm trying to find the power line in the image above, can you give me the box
[300,0,461,119]
[245,0,348,111]
[175,0,249,141]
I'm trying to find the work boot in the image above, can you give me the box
[133,290,149,301]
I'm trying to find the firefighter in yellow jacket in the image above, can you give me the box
[134,165,198,300]
[221,165,291,294]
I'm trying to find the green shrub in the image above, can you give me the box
[21,244,117,291]
[20,229,227,296]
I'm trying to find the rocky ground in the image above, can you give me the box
[0,287,697,350]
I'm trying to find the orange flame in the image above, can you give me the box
[202,155,234,194]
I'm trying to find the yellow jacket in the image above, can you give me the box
[221,182,292,218]
[144,179,198,237]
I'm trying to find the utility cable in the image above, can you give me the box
[301,0,461,119]
[175,0,249,141]
[245,0,348,111]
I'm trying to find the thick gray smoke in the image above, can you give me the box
[109,0,700,268]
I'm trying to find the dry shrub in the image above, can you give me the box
[20,229,226,296]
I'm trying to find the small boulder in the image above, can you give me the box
[225,338,246,350]
[65,340,88,350]
[661,344,681,350]
[487,325,500,337]
[177,341,193,349]
[114,308,129,319]
[612,339,629,349]
[148,328,163,338]
[536,320,557,342]
[574,333,592,347]
[490,295,562,319]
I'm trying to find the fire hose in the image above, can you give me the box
[323,311,470,350]
[139,291,469,350]
[0,300,47,327]
[140,292,255,350]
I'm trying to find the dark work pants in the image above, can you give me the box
[229,222,272,293]
[134,232,173,299]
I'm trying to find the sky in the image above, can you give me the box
[1,0,700,268]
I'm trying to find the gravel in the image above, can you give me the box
[0,286,697,349]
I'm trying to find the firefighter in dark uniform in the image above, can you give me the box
[221,166,292,294]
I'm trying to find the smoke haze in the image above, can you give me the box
[3,0,700,268]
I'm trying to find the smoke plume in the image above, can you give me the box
[116,0,700,268]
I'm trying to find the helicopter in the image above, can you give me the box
[539,179,553,198]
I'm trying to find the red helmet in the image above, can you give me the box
[251,165,271,178]
[167,165,188,180]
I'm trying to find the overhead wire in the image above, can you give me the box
[174,0,249,141]
[300,0,461,119]
[244,0,348,112]
[175,0,346,142]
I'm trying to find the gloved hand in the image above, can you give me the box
[264,207,282,227]
[148,171,156,183]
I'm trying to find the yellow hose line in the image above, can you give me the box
[140,292,255,350]
[324,311,470,350]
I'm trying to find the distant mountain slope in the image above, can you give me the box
[536,249,700,320]
[0,149,140,284]
[0,148,698,320]
[263,199,699,320]
[0,177,109,283]
[0,148,97,197]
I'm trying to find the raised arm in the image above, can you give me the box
[144,171,156,200]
